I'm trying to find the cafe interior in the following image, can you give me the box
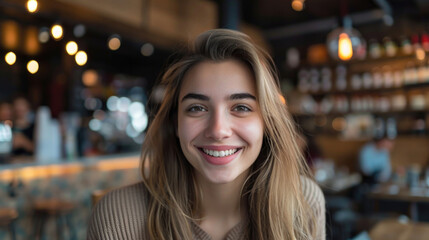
[0,0,429,239]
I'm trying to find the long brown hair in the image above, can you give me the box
[141,29,315,239]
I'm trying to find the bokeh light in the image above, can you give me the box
[66,41,78,55]
[5,52,16,65]
[38,27,50,43]
[26,0,38,13]
[82,69,98,87]
[108,35,121,51]
[27,60,39,74]
[75,51,87,66]
[73,24,86,38]
[141,43,154,56]
[107,96,119,111]
[51,24,63,40]
[291,0,304,11]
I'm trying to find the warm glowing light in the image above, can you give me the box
[25,26,40,55]
[5,52,16,65]
[27,60,39,74]
[108,35,121,51]
[75,51,87,66]
[291,0,304,11]
[416,48,426,61]
[338,33,353,61]
[51,24,63,40]
[26,0,38,13]
[82,69,98,86]
[66,41,78,55]
[279,94,286,104]
[2,20,19,50]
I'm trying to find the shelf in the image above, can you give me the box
[300,81,429,97]
[297,53,417,70]
[292,109,429,118]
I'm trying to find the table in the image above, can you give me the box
[318,172,362,193]
[369,183,429,221]
[369,219,429,240]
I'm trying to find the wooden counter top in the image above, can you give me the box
[0,153,140,182]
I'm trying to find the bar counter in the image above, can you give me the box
[0,153,142,239]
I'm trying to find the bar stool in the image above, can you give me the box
[32,199,76,240]
[0,207,18,240]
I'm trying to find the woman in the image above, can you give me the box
[87,29,325,240]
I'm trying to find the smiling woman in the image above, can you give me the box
[87,29,325,240]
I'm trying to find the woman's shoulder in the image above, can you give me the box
[300,176,325,207]
[87,182,148,240]
[101,181,148,203]
[301,176,326,239]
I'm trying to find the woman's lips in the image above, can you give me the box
[197,146,242,165]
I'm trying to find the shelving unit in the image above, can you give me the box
[290,53,429,138]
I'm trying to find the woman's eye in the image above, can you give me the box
[233,105,251,112]
[187,105,207,112]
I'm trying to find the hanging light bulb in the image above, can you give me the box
[338,33,353,61]
[26,0,38,13]
[327,16,366,61]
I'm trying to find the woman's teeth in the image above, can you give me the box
[202,148,238,157]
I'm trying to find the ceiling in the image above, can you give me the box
[238,0,429,48]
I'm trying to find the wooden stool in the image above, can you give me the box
[33,199,75,240]
[0,208,18,240]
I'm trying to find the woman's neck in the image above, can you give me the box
[195,172,248,240]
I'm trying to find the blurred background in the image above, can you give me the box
[1,0,429,239]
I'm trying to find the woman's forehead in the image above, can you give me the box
[179,60,256,97]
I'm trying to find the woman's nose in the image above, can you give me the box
[204,110,232,140]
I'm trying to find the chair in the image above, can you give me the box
[32,199,76,240]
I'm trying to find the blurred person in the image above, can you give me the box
[87,29,325,240]
[11,96,35,156]
[359,135,394,183]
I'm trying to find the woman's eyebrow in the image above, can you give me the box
[181,93,209,102]
[229,93,256,101]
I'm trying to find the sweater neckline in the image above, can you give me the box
[191,220,247,240]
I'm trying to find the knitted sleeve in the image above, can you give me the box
[86,182,147,240]
[302,177,326,240]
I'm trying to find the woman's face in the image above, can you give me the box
[177,60,264,184]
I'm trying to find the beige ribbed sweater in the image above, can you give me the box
[87,177,325,240]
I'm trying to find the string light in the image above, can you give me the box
[66,41,78,55]
[75,51,87,66]
[26,0,38,13]
[27,60,39,74]
[51,24,63,40]
[5,52,16,65]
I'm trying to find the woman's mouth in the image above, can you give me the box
[197,146,242,165]
[201,148,239,157]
